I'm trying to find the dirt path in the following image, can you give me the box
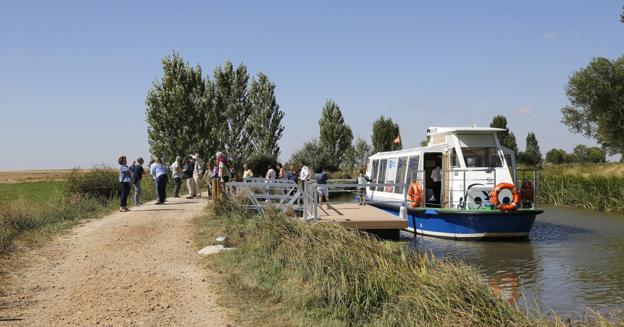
[0,197,231,326]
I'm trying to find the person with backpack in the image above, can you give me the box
[183,157,196,199]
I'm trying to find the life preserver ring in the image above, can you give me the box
[490,183,520,212]
[407,181,423,208]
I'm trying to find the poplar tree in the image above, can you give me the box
[146,52,206,162]
[519,132,542,166]
[248,73,285,161]
[489,115,518,154]
[214,61,253,169]
[318,99,353,171]
[371,116,401,153]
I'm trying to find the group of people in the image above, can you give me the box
[117,151,236,212]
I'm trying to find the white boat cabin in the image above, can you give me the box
[365,126,516,208]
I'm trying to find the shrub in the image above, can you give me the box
[67,168,119,200]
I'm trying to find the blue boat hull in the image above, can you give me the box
[371,203,542,239]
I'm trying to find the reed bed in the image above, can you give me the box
[202,199,580,326]
[540,173,624,212]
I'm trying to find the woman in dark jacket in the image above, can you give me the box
[118,155,132,212]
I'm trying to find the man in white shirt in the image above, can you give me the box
[431,165,442,204]
[299,165,310,182]
[265,165,276,181]
[150,157,168,204]
[170,156,183,198]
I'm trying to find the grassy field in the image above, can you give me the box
[0,169,80,184]
[196,199,618,327]
[541,163,624,177]
[0,181,67,202]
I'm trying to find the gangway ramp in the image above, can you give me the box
[316,202,407,239]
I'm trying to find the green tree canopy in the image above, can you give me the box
[519,132,542,166]
[561,56,624,158]
[146,52,208,162]
[318,100,353,171]
[545,148,572,164]
[371,116,401,153]
[353,137,373,170]
[572,145,606,163]
[248,73,284,161]
[489,115,518,154]
[288,139,330,172]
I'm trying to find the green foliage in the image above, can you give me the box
[215,61,253,170]
[318,100,353,171]
[248,73,284,161]
[545,148,573,164]
[146,52,284,169]
[561,55,624,157]
[519,132,542,166]
[572,145,606,164]
[540,172,624,212]
[288,139,330,172]
[490,115,518,154]
[352,137,373,170]
[67,169,119,200]
[245,153,276,179]
[371,115,401,153]
[0,181,66,202]
[201,200,551,326]
[146,52,211,162]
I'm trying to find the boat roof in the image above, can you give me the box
[428,126,506,135]
[369,144,447,159]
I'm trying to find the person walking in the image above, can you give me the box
[315,168,329,209]
[183,157,196,199]
[192,154,204,197]
[150,157,168,204]
[132,157,145,206]
[118,156,132,212]
[170,156,183,198]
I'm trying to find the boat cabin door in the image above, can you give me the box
[423,152,443,206]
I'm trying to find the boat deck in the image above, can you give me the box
[316,203,407,236]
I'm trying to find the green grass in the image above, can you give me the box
[196,199,622,327]
[0,181,67,202]
[540,170,624,212]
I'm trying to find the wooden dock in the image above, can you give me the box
[316,203,407,239]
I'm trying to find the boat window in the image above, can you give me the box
[450,148,460,167]
[377,159,387,191]
[394,156,408,194]
[462,147,502,168]
[406,156,420,184]
[385,158,397,192]
[370,160,379,190]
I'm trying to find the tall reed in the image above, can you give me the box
[540,173,624,212]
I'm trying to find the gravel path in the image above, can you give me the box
[0,197,231,326]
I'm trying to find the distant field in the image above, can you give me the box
[0,170,79,184]
[0,181,67,202]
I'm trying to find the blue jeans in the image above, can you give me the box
[134,181,142,205]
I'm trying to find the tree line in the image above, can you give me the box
[145,52,284,169]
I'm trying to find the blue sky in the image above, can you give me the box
[1,1,622,169]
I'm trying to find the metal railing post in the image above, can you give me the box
[462,170,466,210]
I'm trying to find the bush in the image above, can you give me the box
[245,153,276,180]
[67,168,119,200]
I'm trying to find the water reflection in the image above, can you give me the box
[405,206,624,313]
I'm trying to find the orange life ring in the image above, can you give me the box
[490,183,520,212]
[407,181,423,208]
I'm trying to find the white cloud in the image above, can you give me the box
[516,106,532,115]
[543,32,559,40]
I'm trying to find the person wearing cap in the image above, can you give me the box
[192,153,204,197]
[131,157,145,206]
[170,156,183,198]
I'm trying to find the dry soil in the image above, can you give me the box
[0,197,231,326]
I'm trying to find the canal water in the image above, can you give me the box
[404,206,624,314]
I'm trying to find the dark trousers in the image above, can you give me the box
[119,182,131,208]
[173,177,182,197]
[433,181,442,204]
[156,174,168,203]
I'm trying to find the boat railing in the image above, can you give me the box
[515,169,540,209]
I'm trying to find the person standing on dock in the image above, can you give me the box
[150,157,168,204]
[132,157,145,206]
[170,156,183,198]
[315,168,329,209]
[357,170,371,206]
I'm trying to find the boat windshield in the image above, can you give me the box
[461,147,502,168]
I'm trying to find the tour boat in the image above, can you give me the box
[365,126,543,239]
